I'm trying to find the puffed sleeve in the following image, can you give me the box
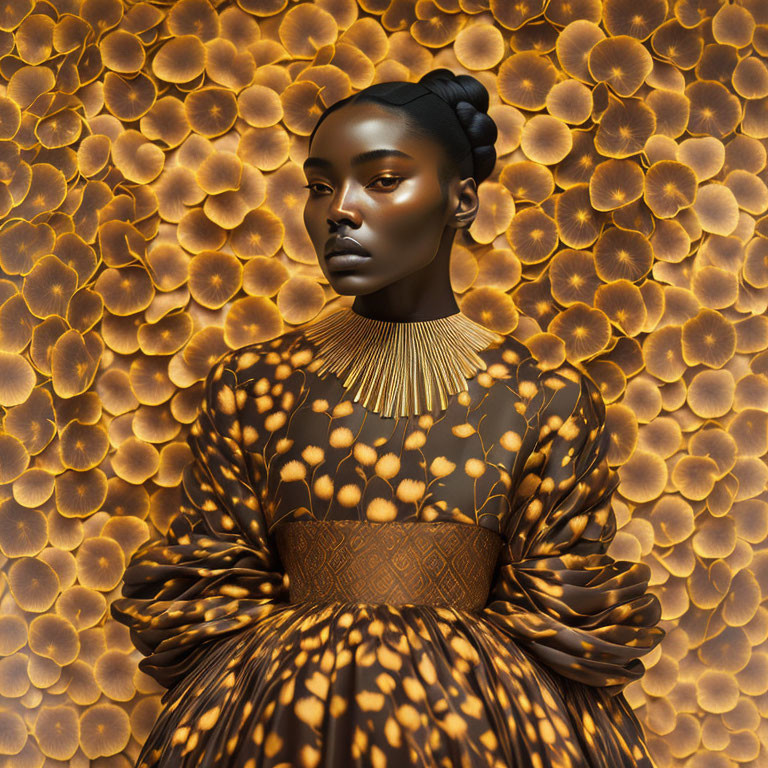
[110,351,288,691]
[483,361,665,695]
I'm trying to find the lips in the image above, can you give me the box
[325,252,369,271]
[325,236,370,258]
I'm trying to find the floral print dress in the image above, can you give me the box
[111,320,664,768]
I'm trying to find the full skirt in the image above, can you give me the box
[134,601,655,768]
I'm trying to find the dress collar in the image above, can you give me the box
[302,305,504,418]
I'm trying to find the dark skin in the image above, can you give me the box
[302,101,479,322]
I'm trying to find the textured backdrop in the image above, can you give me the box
[1,0,767,765]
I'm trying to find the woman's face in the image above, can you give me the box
[302,101,466,296]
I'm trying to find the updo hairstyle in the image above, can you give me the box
[307,68,499,189]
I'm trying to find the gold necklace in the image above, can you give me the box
[302,306,504,418]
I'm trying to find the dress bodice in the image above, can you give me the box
[234,325,540,542]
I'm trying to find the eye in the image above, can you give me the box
[303,182,330,194]
[370,175,402,190]
[303,176,403,195]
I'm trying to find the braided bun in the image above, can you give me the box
[418,68,498,186]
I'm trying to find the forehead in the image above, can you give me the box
[308,101,443,162]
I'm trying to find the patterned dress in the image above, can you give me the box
[111,316,665,768]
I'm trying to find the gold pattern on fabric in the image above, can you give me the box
[111,332,665,768]
[302,307,504,417]
[274,520,504,613]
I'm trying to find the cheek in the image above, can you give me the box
[302,204,313,235]
[304,201,321,228]
[385,183,447,239]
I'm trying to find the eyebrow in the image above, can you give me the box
[303,148,414,170]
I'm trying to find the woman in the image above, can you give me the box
[112,69,665,768]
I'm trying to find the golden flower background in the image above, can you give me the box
[0,0,767,764]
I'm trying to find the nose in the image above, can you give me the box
[327,181,361,230]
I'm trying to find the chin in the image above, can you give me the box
[327,278,381,296]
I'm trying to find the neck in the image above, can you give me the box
[349,234,460,322]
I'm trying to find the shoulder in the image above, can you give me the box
[536,362,607,442]
[197,329,310,433]
[501,335,604,417]
[208,327,311,389]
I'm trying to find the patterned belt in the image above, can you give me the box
[273,519,504,613]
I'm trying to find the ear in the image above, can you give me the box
[449,176,479,229]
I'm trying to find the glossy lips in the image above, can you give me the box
[325,236,370,270]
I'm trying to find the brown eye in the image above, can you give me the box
[371,176,402,190]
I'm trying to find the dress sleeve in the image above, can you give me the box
[483,362,665,695]
[110,352,288,691]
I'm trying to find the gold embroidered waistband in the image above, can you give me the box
[273,520,504,613]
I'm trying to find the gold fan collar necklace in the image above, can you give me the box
[303,306,504,418]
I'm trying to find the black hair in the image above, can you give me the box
[307,69,499,190]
